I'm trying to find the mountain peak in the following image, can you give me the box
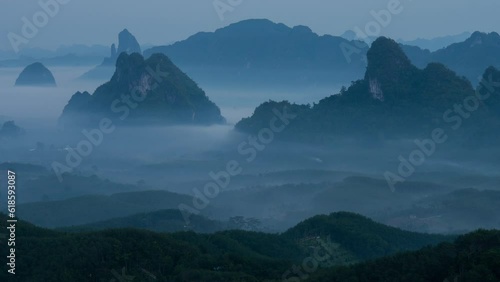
[117,28,141,55]
[365,37,415,91]
[61,52,225,127]
[466,31,500,47]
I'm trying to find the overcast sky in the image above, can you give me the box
[1,0,499,51]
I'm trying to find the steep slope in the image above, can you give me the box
[60,52,225,127]
[80,29,142,79]
[398,32,472,51]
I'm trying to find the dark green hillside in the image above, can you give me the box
[309,229,500,282]
[284,212,449,260]
[0,212,452,281]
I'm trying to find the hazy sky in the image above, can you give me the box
[1,0,499,51]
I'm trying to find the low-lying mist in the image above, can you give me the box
[1,64,500,236]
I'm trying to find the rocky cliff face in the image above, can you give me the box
[61,53,225,128]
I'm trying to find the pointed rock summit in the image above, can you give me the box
[15,62,56,87]
[117,29,141,56]
[62,53,225,127]
[105,28,142,64]
[365,37,416,88]
[80,29,142,80]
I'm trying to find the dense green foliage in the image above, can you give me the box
[405,31,500,85]
[309,229,500,282]
[0,212,452,281]
[283,212,449,260]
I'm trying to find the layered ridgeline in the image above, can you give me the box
[403,31,500,84]
[15,62,56,86]
[80,29,142,79]
[0,212,450,281]
[60,53,225,127]
[236,37,500,144]
[144,19,368,86]
[397,32,471,52]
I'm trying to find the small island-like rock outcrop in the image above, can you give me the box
[0,121,24,138]
[15,62,56,87]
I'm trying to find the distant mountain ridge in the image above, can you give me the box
[77,22,498,89]
[144,19,367,71]
[403,31,500,84]
[397,32,472,51]
[144,20,499,87]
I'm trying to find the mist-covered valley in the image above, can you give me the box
[1,3,500,280]
[1,59,500,237]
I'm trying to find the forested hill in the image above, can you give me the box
[60,52,225,128]
[236,37,500,145]
[310,229,500,282]
[0,212,451,281]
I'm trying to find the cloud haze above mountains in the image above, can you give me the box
[1,0,499,50]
